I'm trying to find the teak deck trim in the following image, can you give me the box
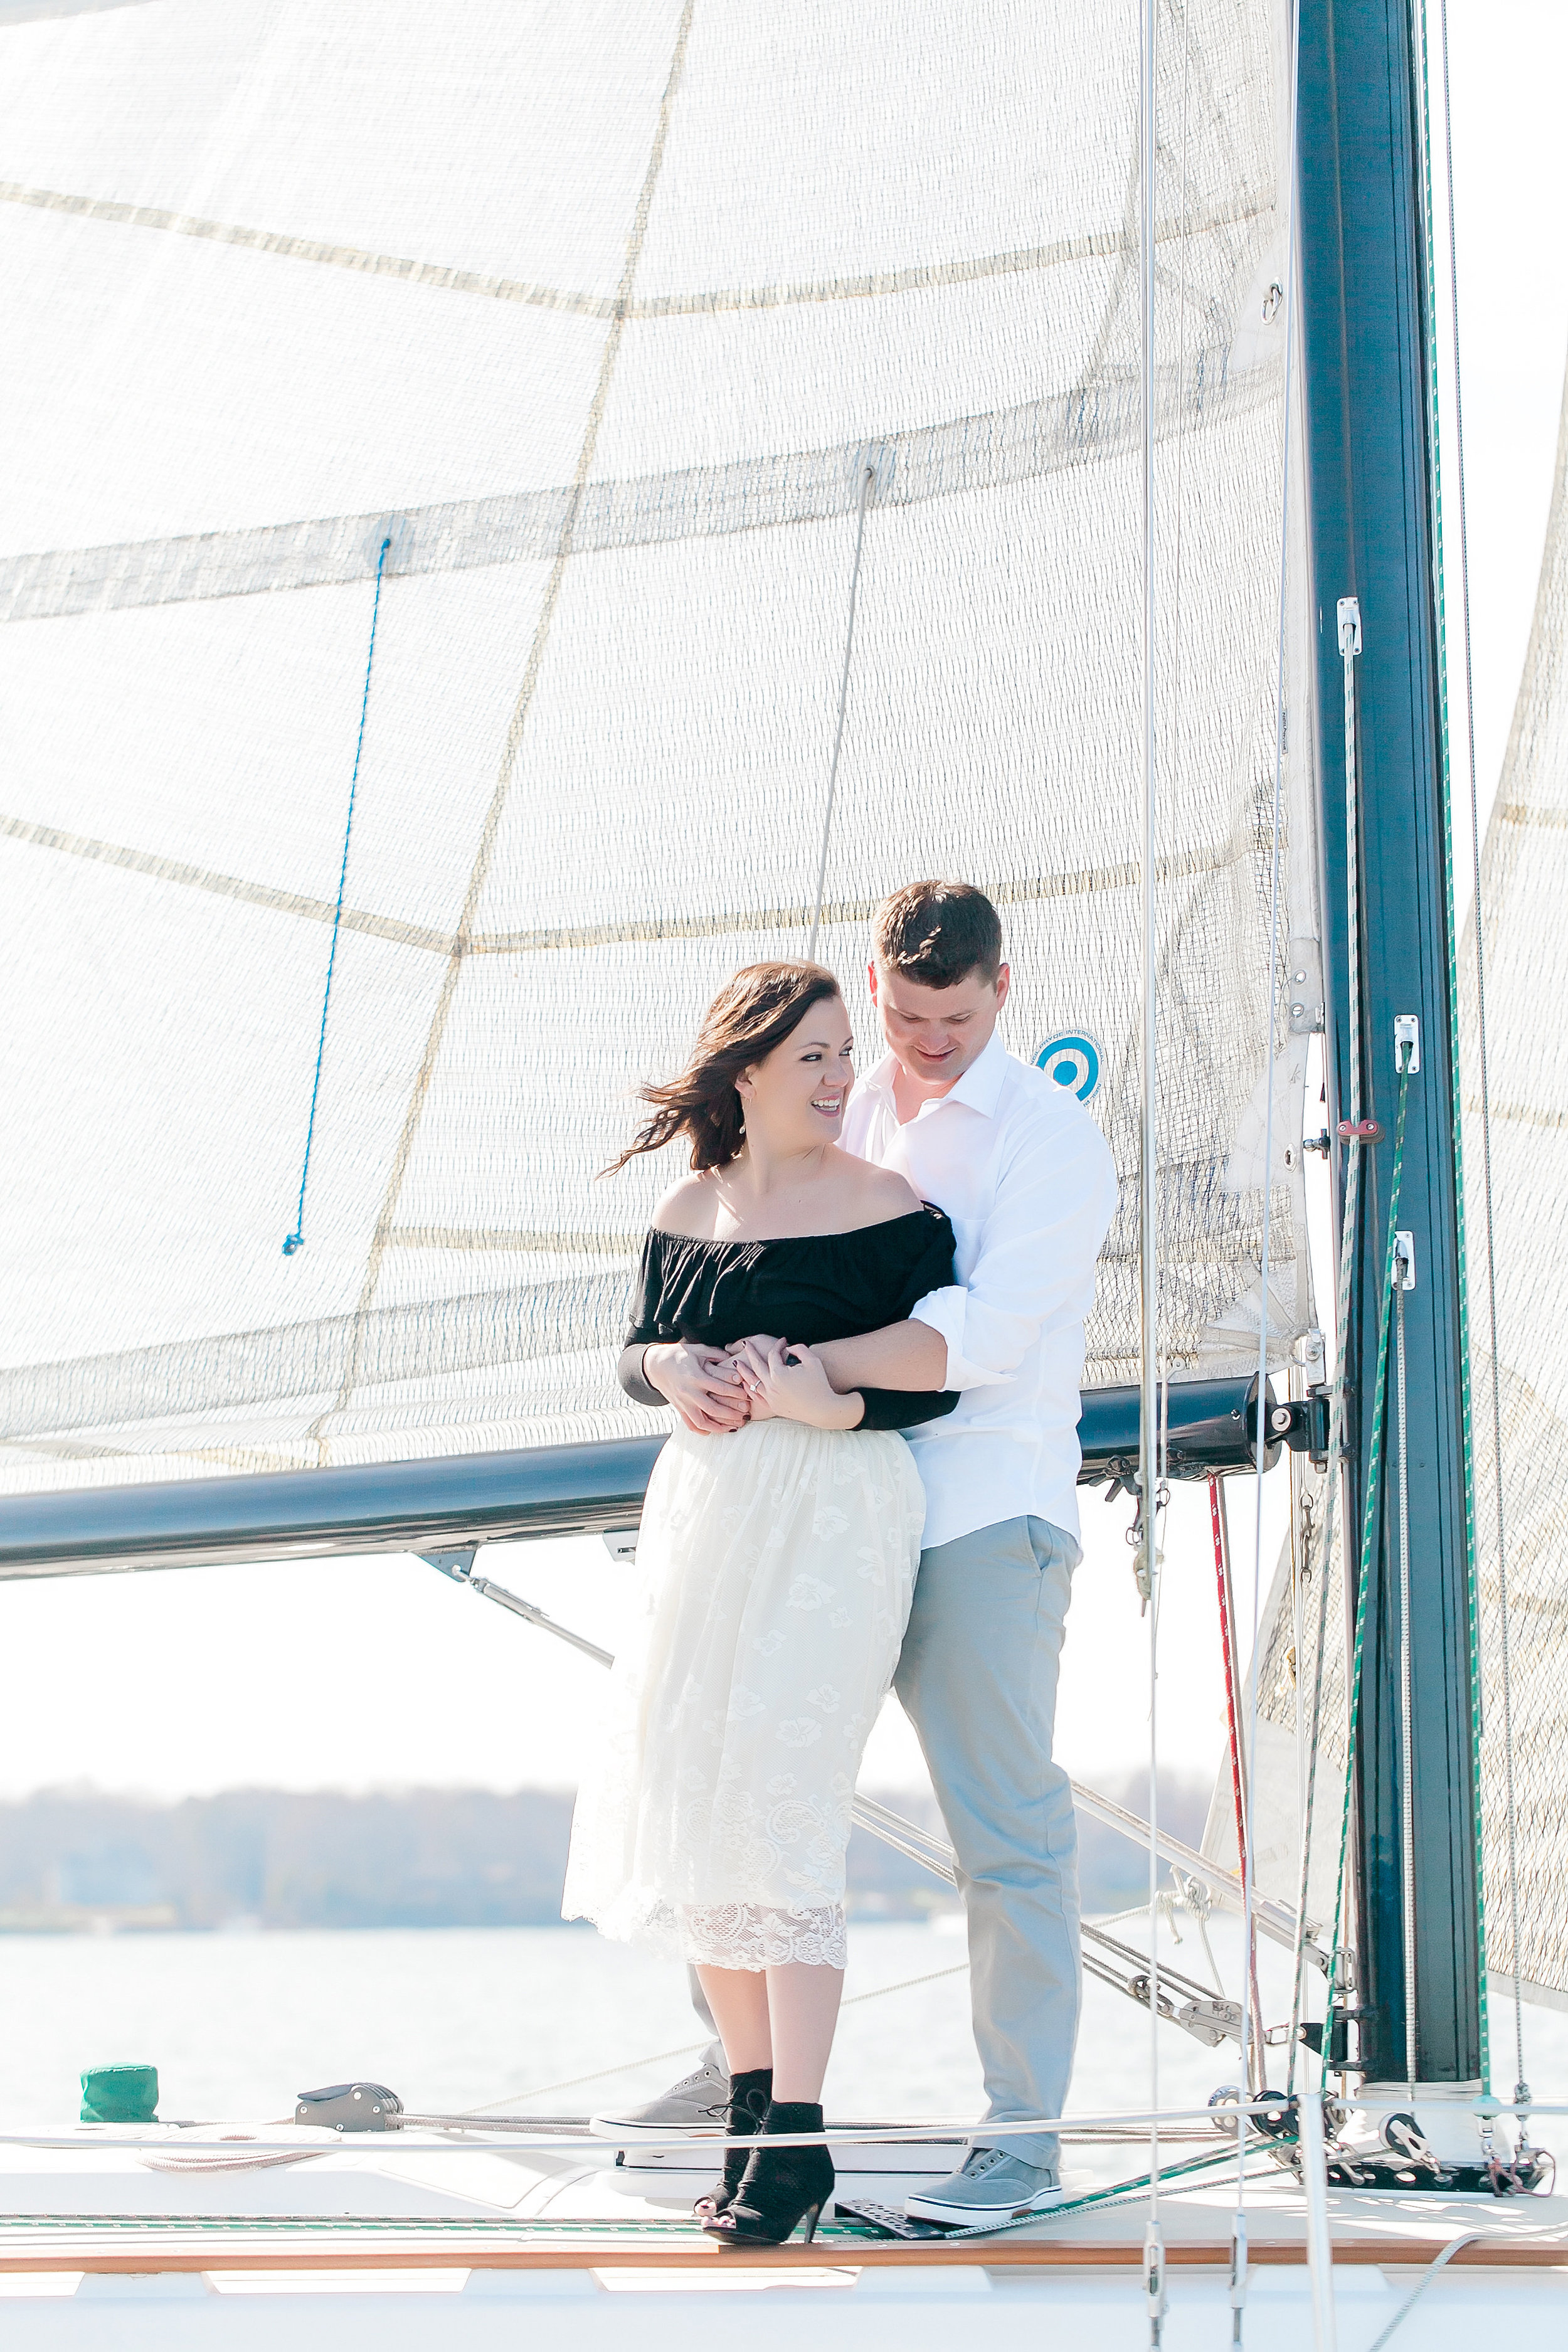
[0,2237,1563,2275]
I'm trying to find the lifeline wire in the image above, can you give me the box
[805,461,874,963]
[1435,0,1527,2114]
[462,1960,972,2113]
[282,531,393,1257]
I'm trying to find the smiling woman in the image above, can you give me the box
[562,958,957,2245]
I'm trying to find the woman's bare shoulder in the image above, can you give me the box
[650,1172,720,1239]
[839,1155,923,1225]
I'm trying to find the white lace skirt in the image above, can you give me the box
[562,1416,925,1969]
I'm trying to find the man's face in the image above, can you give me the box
[869,959,1010,1096]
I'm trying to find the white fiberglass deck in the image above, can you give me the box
[0,2120,1562,2346]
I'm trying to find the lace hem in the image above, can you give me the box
[678,1900,847,1969]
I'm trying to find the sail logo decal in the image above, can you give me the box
[1036,1033,1101,1101]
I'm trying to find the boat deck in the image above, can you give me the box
[0,2122,1562,2344]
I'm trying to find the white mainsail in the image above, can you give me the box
[1219,360,1568,2013]
[1460,358,1568,2012]
[0,0,1313,1491]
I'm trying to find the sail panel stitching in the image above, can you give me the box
[0,366,1272,626]
[319,0,697,1433]
[0,172,1268,326]
[2,812,1242,951]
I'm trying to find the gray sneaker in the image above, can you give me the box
[589,2055,730,2141]
[904,2146,1068,2226]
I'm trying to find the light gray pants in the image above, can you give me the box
[894,1515,1080,2171]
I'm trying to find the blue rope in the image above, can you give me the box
[282,534,393,1256]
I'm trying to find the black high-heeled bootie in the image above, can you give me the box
[692,2067,773,2220]
[702,2099,834,2247]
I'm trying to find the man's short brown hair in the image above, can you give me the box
[873,881,1003,989]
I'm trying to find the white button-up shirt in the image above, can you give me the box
[841,1031,1119,1552]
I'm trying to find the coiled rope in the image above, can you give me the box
[282,532,393,1257]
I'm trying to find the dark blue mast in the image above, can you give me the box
[1298,0,1482,2084]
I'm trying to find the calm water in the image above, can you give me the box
[4,1919,1562,2135]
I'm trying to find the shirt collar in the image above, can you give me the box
[859,1030,1010,1119]
[941,1028,1010,1117]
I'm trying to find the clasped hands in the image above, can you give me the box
[643,1335,862,1434]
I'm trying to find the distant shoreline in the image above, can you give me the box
[0,1774,1209,1933]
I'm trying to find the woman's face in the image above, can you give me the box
[739,993,855,1155]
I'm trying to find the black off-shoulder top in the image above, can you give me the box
[620,1202,960,1433]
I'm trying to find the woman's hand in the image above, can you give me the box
[723,1333,780,1420]
[729,1338,864,1430]
[642,1340,751,1434]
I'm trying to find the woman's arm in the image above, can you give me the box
[810,1321,947,1393]
[618,1340,751,1433]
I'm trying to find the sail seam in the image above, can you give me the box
[0,810,448,948]
[0,174,1269,324]
[1,810,1244,951]
[0,369,1274,625]
[317,0,698,1436]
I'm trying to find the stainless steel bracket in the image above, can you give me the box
[1337,595,1362,657]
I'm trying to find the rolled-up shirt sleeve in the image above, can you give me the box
[911,1118,1118,1392]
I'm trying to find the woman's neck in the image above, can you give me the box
[729,1135,830,1200]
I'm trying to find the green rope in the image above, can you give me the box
[1414,0,1490,2091]
[1322,1051,1414,2087]
[0,2144,1279,2250]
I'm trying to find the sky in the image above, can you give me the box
[2,0,1565,1808]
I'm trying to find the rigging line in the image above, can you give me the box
[1165,0,1194,856]
[1395,1243,1417,2092]
[1325,1042,1416,2088]
[280,532,392,1258]
[1413,0,1490,2098]
[462,1961,973,2112]
[1136,0,1163,2339]
[1286,600,1365,2095]
[1436,0,1525,2116]
[1208,1480,1264,2084]
[316,0,696,1438]
[1234,0,1302,2326]
[806,460,874,963]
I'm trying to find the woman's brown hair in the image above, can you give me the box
[607,960,842,1175]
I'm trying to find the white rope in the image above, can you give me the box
[1362,2228,1568,2351]
[1434,0,1527,2116]
[806,461,874,963]
[0,2099,1305,2160]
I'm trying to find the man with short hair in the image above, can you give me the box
[605,881,1118,2225]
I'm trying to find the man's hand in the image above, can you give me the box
[729,1337,864,1429]
[642,1340,751,1434]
